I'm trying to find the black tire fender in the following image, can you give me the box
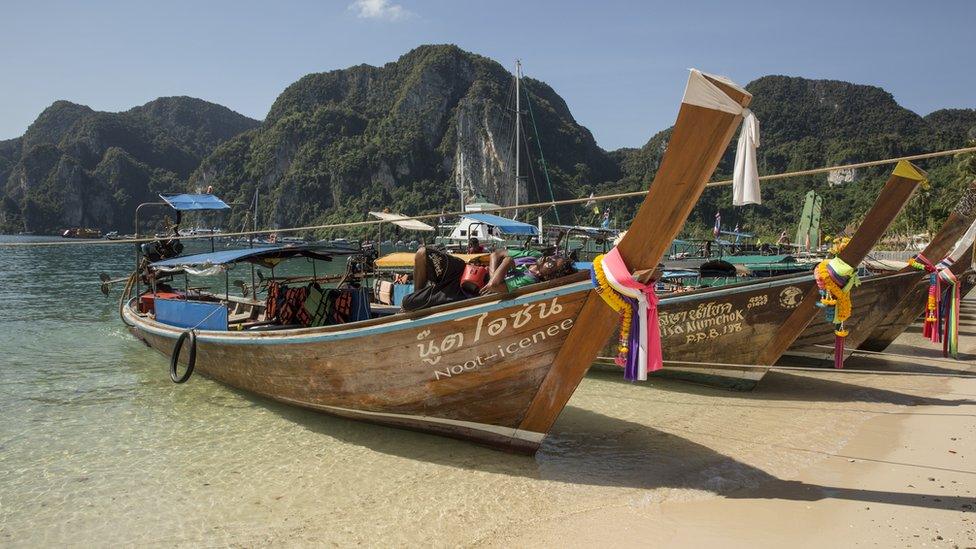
[170,330,196,383]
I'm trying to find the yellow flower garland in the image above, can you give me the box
[815,260,851,329]
[907,255,939,326]
[813,237,855,336]
[592,254,633,357]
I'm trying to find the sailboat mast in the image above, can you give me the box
[253,188,259,233]
[514,59,521,220]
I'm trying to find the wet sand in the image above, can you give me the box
[2,277,975,546]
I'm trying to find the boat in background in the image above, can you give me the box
[62,227,102,239]
[789,182,976,357]
[596,161,927,389]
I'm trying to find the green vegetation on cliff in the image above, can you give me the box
[193,45,620,236]
[610,76,976,241]
[3,45,974,241]
[0,98,259,233]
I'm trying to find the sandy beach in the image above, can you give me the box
[487,306,976,548]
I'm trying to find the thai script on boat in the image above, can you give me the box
[416,297,564,366]
[431,318,575,380]
[659,299,745,343]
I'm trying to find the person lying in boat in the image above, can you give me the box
[401,247,573,311]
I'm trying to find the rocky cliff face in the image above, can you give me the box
[0,98,259,233]
[193,45,621,233]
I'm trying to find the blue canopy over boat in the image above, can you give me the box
[151,245,351,268]
[462,213,538,235]
[159,193,230,211]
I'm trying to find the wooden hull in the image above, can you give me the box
[594,164,925,389]
[598,272,816,389]
[627,258,971,388]
[859,249,976,352]
[126,279,591,453]
[786,270,923,358]
[123,69,754,452]
[598,269,929,388]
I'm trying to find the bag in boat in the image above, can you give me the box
[460,264,489,294]
[374,279,395,305]
[303,286,371,327]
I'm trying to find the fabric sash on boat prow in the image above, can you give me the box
[682,69,762,206]
[926,219,976,358]
[942,218,976,268]
[592,248,663,381]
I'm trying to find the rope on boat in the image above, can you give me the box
[594,358,976,378]
[118,271,138,327]
[167,299,229,383]
[3,145,975,248]
[808,344,972,366]
[704,145,976,187]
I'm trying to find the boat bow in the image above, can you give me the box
[518,70,753,434]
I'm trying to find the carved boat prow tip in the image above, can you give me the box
[122,68,753,453]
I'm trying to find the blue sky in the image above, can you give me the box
[2,0,974,150]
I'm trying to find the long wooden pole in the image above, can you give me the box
[518,74,752,435]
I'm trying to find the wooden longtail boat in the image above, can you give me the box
[788,181,976,358]
[597,161,927,389]
[858,245,976,352]
[123,69,752,453]
[790,252,976,358]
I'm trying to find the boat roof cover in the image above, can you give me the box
[719,229,755,238]
[464,200,503,212]
[375,252,489,268]
[151,245,352,268]
[462,213,538,235]
[159,193,230,211]
[546,224,618,237]
[726,254,796,264]
[368,211,435,232]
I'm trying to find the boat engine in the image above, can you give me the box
[341,243,379,288]
[140,236,183,262]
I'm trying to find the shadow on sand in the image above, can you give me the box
[590,366,976,409]
[219,382,974,513]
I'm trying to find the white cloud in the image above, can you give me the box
[348,0,413,21]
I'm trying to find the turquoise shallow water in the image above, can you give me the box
[0,235,881,546]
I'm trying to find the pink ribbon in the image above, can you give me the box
[601,247,663,380]
[914,254,941,343]
[937,265,961,357]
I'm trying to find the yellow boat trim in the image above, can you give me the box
[375,252,489,268]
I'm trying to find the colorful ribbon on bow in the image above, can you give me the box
[591,248,663,381]
[937,267,961,358]
[909,254,940,342]
[814,240,859,369]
